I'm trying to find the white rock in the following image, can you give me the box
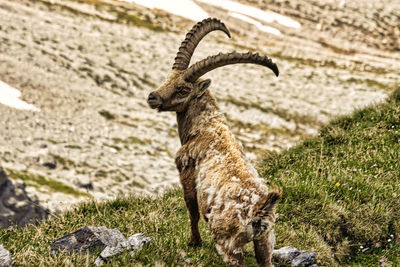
[273,246,300,261]
[291,251,317,267]
[0,244,13,267]
[94,233,151,266]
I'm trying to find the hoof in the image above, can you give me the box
[188,237,202,247]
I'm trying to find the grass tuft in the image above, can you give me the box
[115,11,163,32]
[99,110,116,120]
[6,169,91,198]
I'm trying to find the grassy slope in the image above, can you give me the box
[1,90,399,266]
[259,88,400,266]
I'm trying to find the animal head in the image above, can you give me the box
[147,18,279,113]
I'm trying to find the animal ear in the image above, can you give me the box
[198,79,211,95]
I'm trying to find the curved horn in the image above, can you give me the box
[172,18,231,70]
[183,51,279,82]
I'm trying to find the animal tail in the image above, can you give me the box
[250,187,282,239]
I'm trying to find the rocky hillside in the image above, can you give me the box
[0,0,398,213]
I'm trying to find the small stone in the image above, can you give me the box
[75,176,94,191]
[291,251,317,267]
[94,241,129,266]
[128,233,151,252]
[0,244,13,267]
[273,246,300,261]
[22,140,31,146]
[40,144,48,149]
[94,233,151,266]
[38,152,57,170]
[94,257,104,266]
[51,226,126,253]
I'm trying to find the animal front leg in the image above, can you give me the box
[253,230,275,267]
[183,190,202,246]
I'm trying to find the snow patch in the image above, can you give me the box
[121,0,300,32]
[230,12,281,35]
[0,81,40,111]
[121,0,209,21]
[197,0,301,29]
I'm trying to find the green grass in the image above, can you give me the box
[224,96,320,127]
[1,89,399,266]
[318,38,356,55]
[259,88,400,265]
[99,110,116,120]
[350,243,400,266]
[112,136,152,146]
[52,155,76,170]
[346,77,397,93]
[6,169,91,198]
[115,11,163,32]
[64,144,82,150]
[0,190,227,266]
[38,0,165,32]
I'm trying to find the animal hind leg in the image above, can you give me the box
[253,230,275,267]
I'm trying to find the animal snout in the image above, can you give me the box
[147,91,162,109]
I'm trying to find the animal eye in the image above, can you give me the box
[177,87,190,97]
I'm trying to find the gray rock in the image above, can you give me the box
[273,246,317,266]
[36,151,57,170]
[0,244,13,267]
[0,168,7,187]
[94,233,151,266]
[0,166,48,229]
[273,246,301,261]
[41,158,57,170]
[94,240,129,266]
[127,233,151,253]
[75,176,94,191]
[51,226,126,253]
[291,251,317,267]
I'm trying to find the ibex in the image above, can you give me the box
[147,18,282,267]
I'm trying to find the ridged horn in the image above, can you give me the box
[172,18,231,70]
[183,51,279,82]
